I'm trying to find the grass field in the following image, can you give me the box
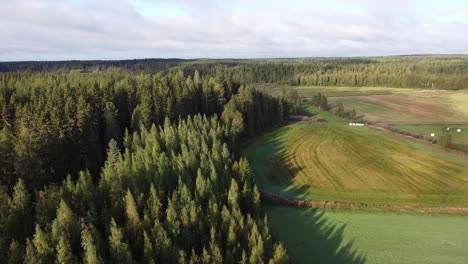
[249,87,468,263]
[392,124,468,146]
[266,206,468,264]
[246,122,468,207]
[259,85,468,124]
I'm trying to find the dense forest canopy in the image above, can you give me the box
[0,65,290,263]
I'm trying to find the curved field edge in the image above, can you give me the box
[245,122,468,208]
[266,206,468,264]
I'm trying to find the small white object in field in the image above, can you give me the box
[431,133,435,137]
[457,129,462,132]
[349,123,353,126]
[447,127,450,131]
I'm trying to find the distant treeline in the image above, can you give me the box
[3,56,468,89]
[180,56,468,90]
[0,59,189,73]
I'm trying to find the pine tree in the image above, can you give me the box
[32,224,54,264]
[146,184,162,222]
[108,219,135,264]
[320,95,328,110]
[0,127,15,187]
[7,240,23,264]
[51,200,80,251]
[103,101,120,145]
[35,185,61,229]
[23,239,38,264]
[81,223,103,264]
[56,236,78,264]
[8,178,32,241]
[269,243,288,264]
[228,178,239,208]
[125,190,141,237]
[143,231,155,264]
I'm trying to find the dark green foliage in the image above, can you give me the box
[7,240,23,264]
[181,56,468,90]
[439,128,453,148]
[0,69,286,189]
[335,102,346,117]
[0,67,288,263]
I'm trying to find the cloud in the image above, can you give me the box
[1,0,468,60]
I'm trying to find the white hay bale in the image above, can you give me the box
[349,123,353,126]
[447,127,450,131]
[457,129,462,132]
[430,133,435,137]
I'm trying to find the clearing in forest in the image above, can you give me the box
[246,123,468,207]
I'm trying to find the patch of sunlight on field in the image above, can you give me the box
[447,90,468,117]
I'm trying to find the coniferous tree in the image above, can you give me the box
[7,240,23,264]
[8,179,32,242]
[56,236,78,264]
[81,223,103,264]
[108,219,135,264]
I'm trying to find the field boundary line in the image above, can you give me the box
[261,191,468,215]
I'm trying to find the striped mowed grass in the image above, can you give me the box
[246,123,468,207]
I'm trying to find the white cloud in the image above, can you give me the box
[1,0,468,60]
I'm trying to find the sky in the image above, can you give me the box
[1,0,468,61]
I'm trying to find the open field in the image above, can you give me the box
[259,85,468,124]
[266,206,468,264]
[392,124,468,146]
[246,122,468,207]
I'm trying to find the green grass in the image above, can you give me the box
[249,88,468,263]
[266,206,468,264]
[245,122,468,207]
[304,105,345,122]
[392,124,468,146]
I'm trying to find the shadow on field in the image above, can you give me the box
[267,207,366,264]
[255,127,315,200]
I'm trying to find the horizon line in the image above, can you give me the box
[2,53,468,63]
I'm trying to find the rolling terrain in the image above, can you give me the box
[245,94,468,263]
[247,121,468,207]
[261,85,468,124]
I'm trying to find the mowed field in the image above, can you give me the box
[260,85,468,124]
[266,206,468,264]
[246,122,468,207]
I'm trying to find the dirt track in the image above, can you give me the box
[261,191,468,215]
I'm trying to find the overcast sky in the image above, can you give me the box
[1,0,468,61]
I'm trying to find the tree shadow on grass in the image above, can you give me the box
[248,127,316,200]
[267,206,366,264]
